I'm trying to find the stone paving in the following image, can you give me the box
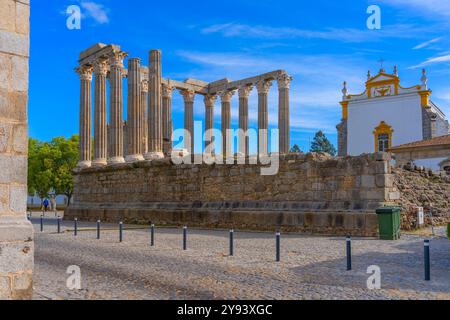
[31,215,450,300]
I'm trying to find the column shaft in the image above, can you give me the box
[278,73,292,154]
[181,90,195,155]
[93,60,108,166]
[238,85,252,157]
[257,80,271,157]
[108,51,127,164]
[204,95,217,155]
[162,84,174,156]
[141,80,149,154]
[221,91,234,160]
[145,50,164,159]
[126,58,144,162]
[76,65,93,168]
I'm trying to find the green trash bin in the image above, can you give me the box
[375,207,401,240]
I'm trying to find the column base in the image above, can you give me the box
[107,156,125,165]
[144,152,165,160]
[125,154,145,162]
[92,158,108,167]
[77,160,92,169]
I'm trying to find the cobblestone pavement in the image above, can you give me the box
[32,216,450,300]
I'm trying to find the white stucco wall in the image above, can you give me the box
[347,93,423,155]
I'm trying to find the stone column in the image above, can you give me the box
[162,84,174,156]
[76,65,93,168]
[238,85,252,157]
[220,90,235,160]
[277,73,292,154]
[256,79,272,157]
[141,80,149,154]
[92,59,108,166]
[126,58,144,162]
[0,0,33,299]
[181,89,195,155]
[145,50,164,160]
[108,50,127,164]
[204,94,217,155]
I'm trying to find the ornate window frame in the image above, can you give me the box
[373,121,394,153]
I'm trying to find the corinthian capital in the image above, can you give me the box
[141,80,149,93]
[238,84,253,98]
[93,59,108,76]
[277,73,293,90]
[162,84,174,98]
[204,94,217,107]
[256,79,272,94]
[180,89,195,103]
[219,90,235,103]
[75,65,93,81]
[109,50,127,69]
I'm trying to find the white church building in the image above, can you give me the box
[337,67,450,169]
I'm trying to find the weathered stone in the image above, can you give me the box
[15,1,30,35]
[10,55,28,92]
[9,184,27,213]
[66,155,391,237]
[361,175,375,188]
[0,1,15,32]
[0,0,33,300]
[0,30,29,57]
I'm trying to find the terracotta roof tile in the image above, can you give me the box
[391,134,450,151]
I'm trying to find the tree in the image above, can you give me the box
[52,135,79,206]
[28,135,79,207]
[290,144,302,153]
[28,138,55,203]
[310,131,337,156]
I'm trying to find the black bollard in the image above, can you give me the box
[229,229,234,256]
[97,220,101,239]
[40,215,44,232]
[119,222,123,242]
[150,224,155,247]
[346,236,352,271]
[276,232,281,262]
[74,218,78,236]
[57,216,61,234]
[183,226,187,250]
[424,240,431,281]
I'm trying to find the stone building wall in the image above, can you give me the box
[393,167,450,230]
[66,153,398,236]
[336,120,347,157]
[0,0,33,299]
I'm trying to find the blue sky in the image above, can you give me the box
[29,0,450,152]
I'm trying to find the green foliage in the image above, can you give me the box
[28,135,79,206]
[290,144,302,153]
[310,131,337,156]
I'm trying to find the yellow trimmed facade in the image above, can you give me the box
[337,67,450,158]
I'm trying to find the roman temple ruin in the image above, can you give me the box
[74,43,293,168]
[67,43,401,236]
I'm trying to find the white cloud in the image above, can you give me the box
[200,22,433,43]
[409,54,450,69]
[379,0,450,19]
[413,37,442,50]
[173,50,370,134]
[80,1,109,24]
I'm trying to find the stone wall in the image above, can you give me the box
[393,167,450,230]
[0,0,33,300]
[66,153,398,236]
